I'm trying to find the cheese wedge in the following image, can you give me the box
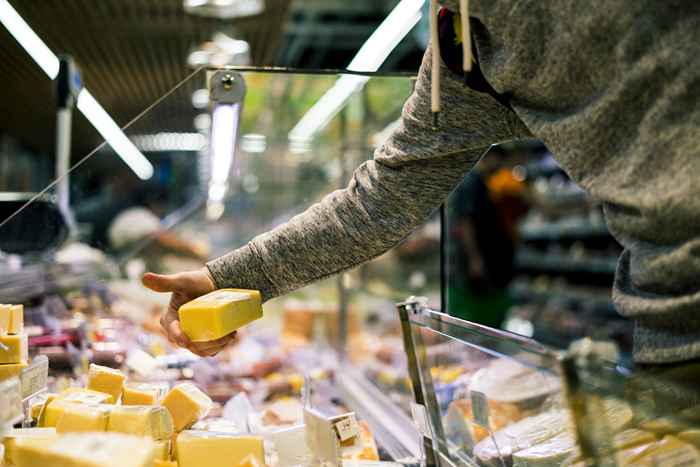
[2,428,57,465]
[175,431,264,467]
[0,333,28,364]
[122,383,166,405]
[0,360,27,381]
[107,405,174,440]
[87,363,126,403]
[162,383,212,432]
[153,439,171,461]
[55,402,110,433]
[512,431,578,467]
[0,304,23,334]
[13,432,155,467]
[178,289,262,342]
[613,429,657,451]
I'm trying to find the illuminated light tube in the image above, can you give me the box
[0,0,59,79]
[210,103,240,186]
[0,0,153,180]
[77,90,154,180]
[289,0,424,141]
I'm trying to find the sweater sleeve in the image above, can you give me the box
[206,46,529,301]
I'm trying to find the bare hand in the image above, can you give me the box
[142,268,238,357]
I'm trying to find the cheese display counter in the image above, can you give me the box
[0,67,426,466]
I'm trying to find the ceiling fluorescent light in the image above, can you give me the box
[289,0,424,142]
[0,0,59,78]
[0,0,153,180]
[77,90,154,180]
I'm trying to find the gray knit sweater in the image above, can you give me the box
[209,0,700,364]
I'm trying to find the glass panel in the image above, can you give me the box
[405,307,569,467]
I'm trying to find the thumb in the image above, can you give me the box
[142,272,182,293]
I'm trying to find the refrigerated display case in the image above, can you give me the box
[397,297,700,467]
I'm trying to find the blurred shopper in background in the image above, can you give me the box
[447,145,528,327]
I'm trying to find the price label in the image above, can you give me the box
[21,355,48,399]
[0,377,23,426]
[410,402,432,439]
[333,413,359,442]
[471,390,491,429]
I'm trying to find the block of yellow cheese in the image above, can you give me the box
[122,383,166,405]
[13,432,155,467]
[60,387,115,405]
[178,289,262,342]
[154,461,178,467]
[86,363,126,403]
[30,393,58,420]
[153,439,171,461]
[55,402,110,433]
[162,383,212,432]
[175,431,265,467]
[0,360,27,381]
[0,304,23,334]
[107,405,174,440]
[0,333,28,364]
[2,427,57,465]
[40,389,114,428]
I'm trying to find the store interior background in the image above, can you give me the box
[0,0,631,420]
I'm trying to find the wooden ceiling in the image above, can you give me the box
[0,0,292,157]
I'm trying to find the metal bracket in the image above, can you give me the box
[209,71,247,105]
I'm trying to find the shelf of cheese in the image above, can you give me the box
[0,305,27,383]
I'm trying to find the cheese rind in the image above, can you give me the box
[0,333,28,364]
[178,289,262,342]
[0,304,23,334]
[154,461,178,467]
[86,363,126,403]
[175,430,265,467]
[0,360,28,381]
[162,383,212,432]
[55,402,110,433]
[13,432,155,467]
[107,405,174,440]
[2,428,57,465]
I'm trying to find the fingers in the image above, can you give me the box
[160,308,190,348]
[187,332,238,358]
[142,272,182,293]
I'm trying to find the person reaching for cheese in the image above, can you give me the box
[144,0,700,366]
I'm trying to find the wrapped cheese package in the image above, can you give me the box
[178,289,262,342]
[12,432,155,467]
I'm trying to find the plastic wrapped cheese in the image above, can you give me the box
[512,431,578,467]
[0,360,27,381]
[474,410,570,466]
[162,383,212,432]
[613,429,657,451]
[0,304,23,334]
[469,359,560,406]
[0,333,28,364]
[122,383,167,405]
[2,428,57,465]
[175,430,265,467]
[86,364,126,403]
[107,405,174,440]
[13,432,155,467]
[55,402,110,433]
[178,289,262,342]
[153,439,171,461]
